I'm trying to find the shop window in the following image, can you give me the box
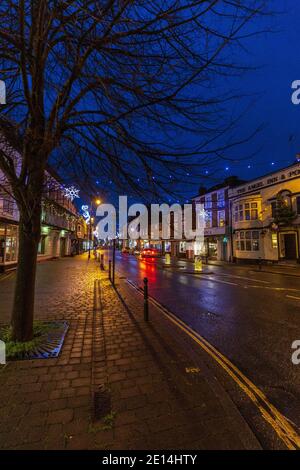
[179,242,186,253]
[271,233,278,249]
[5,236,18,262]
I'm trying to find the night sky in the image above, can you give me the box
[209,0,300,183]
[78,1,300,209]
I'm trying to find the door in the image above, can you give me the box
[284,233,297,260]
[60,238,66,257]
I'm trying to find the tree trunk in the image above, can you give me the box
[11,212,41,342]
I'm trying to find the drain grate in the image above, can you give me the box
[5,321,69,361]
[93,385,111,420]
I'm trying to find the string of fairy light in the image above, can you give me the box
[93,156,297,205]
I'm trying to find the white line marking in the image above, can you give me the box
[286,295,300,301]
[207,277,238,286]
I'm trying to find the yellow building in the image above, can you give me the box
[229,162,300,263]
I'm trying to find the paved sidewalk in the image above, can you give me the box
[0,254,261,449]
[92,275,261,450]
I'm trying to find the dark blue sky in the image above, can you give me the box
[210,0,300,183]
[77,1,300,209]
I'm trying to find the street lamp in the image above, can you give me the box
[87,198,102,259]
[88,216,95,259]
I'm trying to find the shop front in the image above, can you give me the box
[0,222,19,272]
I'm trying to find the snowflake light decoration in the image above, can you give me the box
[64,185,80,201]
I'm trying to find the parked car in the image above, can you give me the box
[140,248,161,259]
[121,247,131,254]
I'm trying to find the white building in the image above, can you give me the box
[0,167,79,272]
[229,162,300,263]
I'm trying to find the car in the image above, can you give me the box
[121,247,131,254]
[140,248,161,259]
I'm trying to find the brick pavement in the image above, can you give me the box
[0,253,261,449]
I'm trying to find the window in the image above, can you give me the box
[205,211,212,228]
[218,210,225,227]
[251,202,258,220]
[205,195,212,209]
[3,198,14,215]
[234,205,239,223]
[234,202,259,221]
[235,231,260,251]
[38,235,46,255]
[271,233,278,249]
[217,191,225,208]
[5,225,18,262]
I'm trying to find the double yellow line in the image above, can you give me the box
[127,279,300,450]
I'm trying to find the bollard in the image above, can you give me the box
[100,254,104,270]
[109,260,112,281]
[112,239,116,286]
[194,256,202,272]
[258,257,262,271]
[143,277,149,322]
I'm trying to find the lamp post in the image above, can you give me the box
[88,216,94,259]
[87,198,101,259]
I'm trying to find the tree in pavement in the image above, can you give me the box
[0,0,269,341]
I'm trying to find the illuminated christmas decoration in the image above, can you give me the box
[64,185,80,201]
[81,205,90,224]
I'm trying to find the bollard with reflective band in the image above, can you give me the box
[194,256,202,272]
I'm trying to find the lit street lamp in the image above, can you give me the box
[88,198,101,259]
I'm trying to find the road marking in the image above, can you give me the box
[246,285,300,293]
[126,279,300,450]
[207,277,238,286]
[286,295,300,301]
[216,273,270,284]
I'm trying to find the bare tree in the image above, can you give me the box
[0,0,268,341]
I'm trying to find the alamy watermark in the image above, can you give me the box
[0,80,6,105]
[291,340,300,365]
[95,196,206,243]
[0,340,6,365]
[291,80,300,105]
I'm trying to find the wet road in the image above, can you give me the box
[109,250,300,429]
